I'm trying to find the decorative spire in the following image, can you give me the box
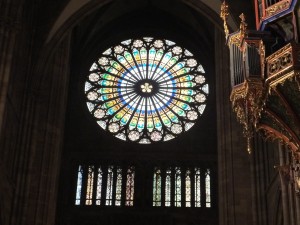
[239,13,247,40]
[220,1,229,39]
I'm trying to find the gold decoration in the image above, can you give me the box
[227,13,247,48]
[220,1,229,39]
[265,0,291,18]
[228,32,241,47]
[266,43,300,89]
[230,78,264,153]
[259,40,266,78]
[239,13,247,41]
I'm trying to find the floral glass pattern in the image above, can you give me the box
[85,37,209,143]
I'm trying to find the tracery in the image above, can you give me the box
[85,37,209,143]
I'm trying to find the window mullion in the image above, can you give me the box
[121,165,127,206]
[182,167,186,207]
[161,167,166,206]
[191,167,195,208]
[81,165,88,206]
[102,165,108,206]
[92,165,99,205]
[171,167,175,207]
[112,166,117,206]
[201,168,206,207]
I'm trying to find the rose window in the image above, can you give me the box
[85,37,209,143]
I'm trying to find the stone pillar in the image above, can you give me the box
[296,193,300,225]
[279,144,292,225]
[0,1,22,135]
[249,134,268,225]
[0,1,23,225]
[7,34,71,225]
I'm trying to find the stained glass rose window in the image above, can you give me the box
[85,37,209,143]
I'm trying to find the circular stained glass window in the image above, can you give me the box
[85,37,209,143]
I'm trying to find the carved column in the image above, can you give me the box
[0,1,21,135]
[8,34,71,225]
[278,144,300,225]
[250,134,268,225]
[0,1,23,225]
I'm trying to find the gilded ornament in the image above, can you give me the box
[265,0,291,18]
[220,1,229,39]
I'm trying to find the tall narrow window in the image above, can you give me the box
[96,167,103,205]
[106,166,114,206]
[125,166,135,206]
[75,165,83,205]
[74,164,135,206]
[194,168,201,207]
[174,167,181,207]
[153,168,162,206]
[85,166,94,205]
[205,169,211,208]
[185,169,191,207]
[115,167,123,206]
[165,168,172,207]
[152,166,212,208]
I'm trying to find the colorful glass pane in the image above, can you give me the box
[115,167,123,206]
[194,168,201,207]
[205,169,211,208]
[185,169,191,207]
[85,165,94,205]
[153,168,162,206]
[165,169,172,207]
[75,165,83,205]
[96,167,103,205]
[85,37,208,143]
[175,167,181,207]
[106,166,114,206]
[125,166,135,206]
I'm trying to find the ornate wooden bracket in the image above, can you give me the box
[230,79,264,153]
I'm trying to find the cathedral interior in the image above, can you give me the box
[0,0,300,225]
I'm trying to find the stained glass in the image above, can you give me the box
[106,166,114,206]
[85,37,209,143]
[153,168,162,206]
[125,166,135,206]
[115,167,123,206]
[165,169,172,207]
[185,169,191,207]
[96,167,103,205]
[194,168,201,207]
[75,165,83,205]
[205,169,211,208]
[85,166,94,205]
[174,167,181,207]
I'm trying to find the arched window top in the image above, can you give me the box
[85,37,209,143]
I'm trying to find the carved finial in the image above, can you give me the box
[239,13,247,40]
[220,1,229,39]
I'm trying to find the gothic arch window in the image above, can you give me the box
[152,167,212,208]
[85,37,209,144]
[75,165,136,207]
